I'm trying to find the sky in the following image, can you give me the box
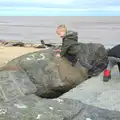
[0,0,120,16]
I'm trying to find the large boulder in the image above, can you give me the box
[84,43,108,76]
[0,42,107,99]
[0,44,120,119]
[0,48,88,98]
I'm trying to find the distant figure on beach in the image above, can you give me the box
[56,24,107,76]
[103,44,120,82]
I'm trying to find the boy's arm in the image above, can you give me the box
[60,43,70,57]
[60,38,75,57]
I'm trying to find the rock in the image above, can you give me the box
[12,42,25,47]
[40,40,55,47]
[59,66,120,119]
[0,70,36,102]
[72,102,120,120]
[83,43,108,77]
[32,40,55,49]
[24,43,33,47]
[0,94,120,120]
[0,45,120,119]
[0,95,83,120]
[0,40,8,46]
[32,44,46,48]
[61,65,120,112]
[1,48,88,98]
[58,42,108,77]
[0,42,107,98]
[5,41,25,47]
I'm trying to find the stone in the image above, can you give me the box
[0,93,120,120]
[61,65,120,112]
[0,43,107,98]
[0,70,36,102]
[1,48,88,98]
[0,45,120,119]
[4,41,25,47]
[0,95,84,120]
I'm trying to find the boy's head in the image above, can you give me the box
[56,24,67,38]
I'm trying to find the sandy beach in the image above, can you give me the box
[0,46,40,66]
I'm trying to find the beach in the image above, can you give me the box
[0,16,120,65]
[0,46,40,66]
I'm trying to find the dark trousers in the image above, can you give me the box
[65,54,77,65]
[107,56,120,71]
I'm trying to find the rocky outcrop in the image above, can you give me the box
[0,45,119,119]
[1,48,88,99]
[61,66,120,112]
[0,42,108,99]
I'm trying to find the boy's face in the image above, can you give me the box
[56,28,66,38]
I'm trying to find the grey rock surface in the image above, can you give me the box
[0,70,36,102]
[61,66,120,112]
[1,48,88,98]
[72,103,120,120]
[0,95,83,120]
[0,46,118,120]
[0,94,120,120]
[3,43,107,98]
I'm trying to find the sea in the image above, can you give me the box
[0,16,120,48]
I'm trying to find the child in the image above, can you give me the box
[56,25,78,56]
[56,25,107,77]
[56,24,93,69]
[103,44,120,82]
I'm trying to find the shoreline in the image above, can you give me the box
[0,40,45,48]
[0,40,61,48]
[0,39,61,67]
[0,39,112,68]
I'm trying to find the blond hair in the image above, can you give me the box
[56,24,67,35]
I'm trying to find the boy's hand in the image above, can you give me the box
[56,53,61,58]
[55,49,61,58]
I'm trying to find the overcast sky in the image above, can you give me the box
[0,0,120,15]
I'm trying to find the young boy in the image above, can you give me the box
[103,44,120,82]
[56,25,108,77]
[56,25,78,65]
[56,24,94,70]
